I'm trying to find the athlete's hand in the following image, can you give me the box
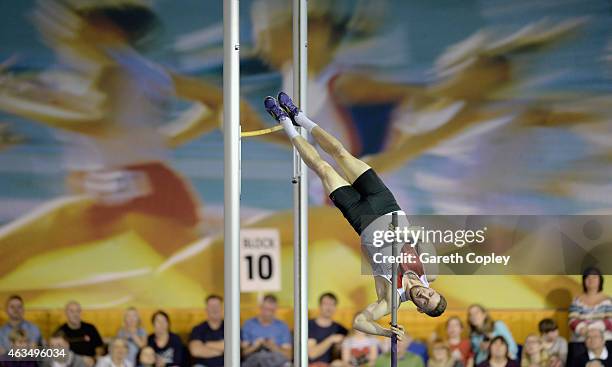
[389,324,405,341]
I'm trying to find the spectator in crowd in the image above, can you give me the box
[568,267,611,363]
[476,336,519,367]
[0,295,42,353]
[428,339,464,367]
[548,354,564,367]
[406,331,430,365]
[539,319,567,365]
[136,346,157,367]
[571,327,611,367]
[189,294,224,367]
[95,338,133,367]
[56,301,104,367]
[147,311,184,367]
[468,304,518,364]
[381,328,428,363]
[445,316,474,367]
[241,294,292,367]
[40,330,88,367]
[341,328,379,366]
[521,334,548,367]
[117,308,146,365]
[308,292,348,365]
[375,337,425,367]
[0,328,37,367]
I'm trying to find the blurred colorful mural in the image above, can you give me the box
[0,0,610,309]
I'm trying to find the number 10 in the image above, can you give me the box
[245,255,273,280]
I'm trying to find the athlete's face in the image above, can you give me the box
[409,286,440,314]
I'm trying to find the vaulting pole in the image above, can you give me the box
[223,0,240,365]
[390,212,399,367]
[292,0,308,365]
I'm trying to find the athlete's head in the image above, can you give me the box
[409,285,447,317]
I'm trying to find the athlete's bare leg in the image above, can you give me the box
[264,96,350,194]
[291,135,350,194]
[310,126,372,183]
[275,92,373,183]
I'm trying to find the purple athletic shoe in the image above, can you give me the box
[277,91,301,123]
[263,96,289,122]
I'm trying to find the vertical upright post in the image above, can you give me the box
[390,212,399,367]
[292,0,308,366]
[223,0,240,366]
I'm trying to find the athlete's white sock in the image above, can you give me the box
[295,112,318,133]
[280,117,299,139]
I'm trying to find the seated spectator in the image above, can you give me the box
[375,337,425,367]
[468,304,518,364]
[548,354,564,367]
[521,334,548,367]
[341,329,378,366]
[240,294,292,367]
[56,301,104,367]
[476,336,519,367]
[189,295,224,367]
[568,267,611,363]
[0,295,42,353]
[406,332,430,365]
[0,328,37,367]
[428,340,464,367]
[95,338,133,367]
[308,292,348,365]
[136,346,156,367]
[147,311,184,367]
[539,319,567,366]
[571,327,611,367]
[445,316,474,367]
[40,330,88,367]
[117,308,146,365]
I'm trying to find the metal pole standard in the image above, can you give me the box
[292,0,308,366]
[390,212,399,367]
[223,0,240,365]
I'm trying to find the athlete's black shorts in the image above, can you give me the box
[329,169,401,235]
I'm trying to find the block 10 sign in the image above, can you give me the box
[240,228,281,292]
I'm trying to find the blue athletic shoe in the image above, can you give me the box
[264,96,290,122]
[277,92,301,122]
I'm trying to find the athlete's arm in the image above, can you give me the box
[353,299,403,339]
